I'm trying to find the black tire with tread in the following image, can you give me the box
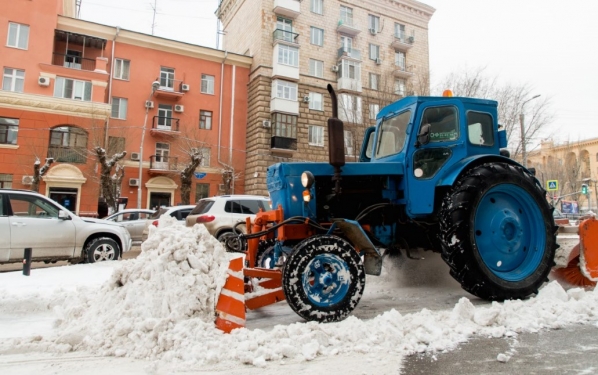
[85,237,120,263]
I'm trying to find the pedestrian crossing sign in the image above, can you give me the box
[547,180,558,191]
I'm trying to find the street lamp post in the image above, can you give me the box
[137,80,161,209]
[519,94,541,168]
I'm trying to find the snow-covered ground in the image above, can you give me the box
[1,217,597,374]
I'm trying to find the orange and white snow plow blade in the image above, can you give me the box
[215,256,246,333]
[552,218,598,288]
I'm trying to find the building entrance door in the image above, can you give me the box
[49,187,78,212]
[149,192,171,210]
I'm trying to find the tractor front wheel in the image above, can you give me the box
[282,235,365,322]
[439,163,557,301]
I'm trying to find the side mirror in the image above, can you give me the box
[58,210,72,220]
[416,123,431,147]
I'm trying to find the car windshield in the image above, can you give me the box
[190,200,215,215]
[375,110,411,158]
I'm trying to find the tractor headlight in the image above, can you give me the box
[301,171,315,189]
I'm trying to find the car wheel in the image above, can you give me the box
[85,237,120,263]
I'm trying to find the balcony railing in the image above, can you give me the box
[338,47,361,60]
[391,31,415,51]
[151,116,180,132]
[273,29,299,44]
[149,155,178,171]
[52,53,96,71]
[393,65,414,78]
[47,146,87,164]
[271,136,297,150]
[337,18,361,36]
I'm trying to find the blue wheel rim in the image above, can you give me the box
[474,183,546,282]
[301,253,352,307]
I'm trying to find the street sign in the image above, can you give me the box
[547,180,558,191]
[194,172,207,179]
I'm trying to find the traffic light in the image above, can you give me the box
[581,184,588,195]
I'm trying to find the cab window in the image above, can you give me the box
[467,111,494,146]
[375,110,411,158]
[421,106,458,142]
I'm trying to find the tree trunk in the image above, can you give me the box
[180,152,202,205]
[31,158,54,193]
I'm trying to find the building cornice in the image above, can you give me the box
[56,16,253,68]
[0,91,110,120]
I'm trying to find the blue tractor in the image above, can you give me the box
[220,85,557,327]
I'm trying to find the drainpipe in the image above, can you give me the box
[104,26,120,149]
[217,51,235,190]
[229,65,236,192]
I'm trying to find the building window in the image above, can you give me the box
[111,97,128,119]
[344,130,354,156]
[48,126,88,163]
[159,67,175,89]
[369,44,380,60]
[395,51,406,70]
[338,94,362,123]
[369,103,380,120]
[201,74,215,94]
[394,79,406,96]
[308,125,324,146]
[368,15,380,33]
[53,77,92,101]
[311,27,324,46]
[0,174,12,188]
[0,117,19,145]
[198,147,211,167]
[200,110,212,130]
[278,44,299,67]
[2,68,25,92]
[369,73,379,90]
[309,92,323,111]
[158,104,173,128]
[311,0,323,15]
[340,35,353,51]
[340,6,353,26]
[195,183,210,201]
[114,59,130,80]
[154,142,170,165]
[309,59,324,77]
[395,23,406,40]
[7,22,29,49]
[274,80,297,101]
[276,16,294,43]
[340,60,360,80]
[272,113,297,138]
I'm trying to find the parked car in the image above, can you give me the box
[185,195,271,246]
[0,188,132,264]
[104,209,155,244]
[141,205,195,242]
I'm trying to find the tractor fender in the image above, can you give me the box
[327,220,382,276]
[437,154,525,188]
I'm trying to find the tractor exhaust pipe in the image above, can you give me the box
[327,84,345,194]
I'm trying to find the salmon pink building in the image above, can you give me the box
[0,0,251,216]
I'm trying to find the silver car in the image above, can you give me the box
[185,195,271,245]
[104,209,155,244]
[141,205,196,242]
[0,189,132,264]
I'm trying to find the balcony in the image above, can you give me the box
[272,44,300,81]
[337,47,361,61]
[52,53,96,71]
[153,79,186,101]
[47,146,87,164]
[393,65,414,79]
[150,116,180,137]
[337,77,362,93]
[271,97,299,114]
[391,32,414,51]
[273,0,301,19]
[273,29,299,46]
[52,30,107,73]
[271,136,297,154]
[337,18,361,36]
[149,155,178,174]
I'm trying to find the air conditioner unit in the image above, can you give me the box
[218,183,225,191]
[408,35,415,43]
[369,28,377,35]
[262,120,271,128]
[38,76,50,87]
[130,152,140,161]
[303,95,310,103]
[129,178,140,187]
[174,104,184,113]
[22,176,33,185]
[375,58,382,65]
[181,83,190,92]
[331,65,339,72]
[145,100,154,109]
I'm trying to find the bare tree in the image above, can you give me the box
[31,157,54,193]
[179,148,203,205]
[93,146,127,212]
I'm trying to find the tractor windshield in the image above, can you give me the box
[375,110,411,158]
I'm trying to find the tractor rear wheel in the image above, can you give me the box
[282,235,365,322]
[439,162,557,301]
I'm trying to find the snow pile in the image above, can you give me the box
[50,216,231,357]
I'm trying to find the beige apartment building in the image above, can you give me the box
[527,138,598,209]
[216,0,435,194]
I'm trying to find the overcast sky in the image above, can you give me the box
[79,0,598,144]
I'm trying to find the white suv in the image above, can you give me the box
[185,195,271,245]
[0,189,132,264]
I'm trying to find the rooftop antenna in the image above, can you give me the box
[150,0,157,35]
